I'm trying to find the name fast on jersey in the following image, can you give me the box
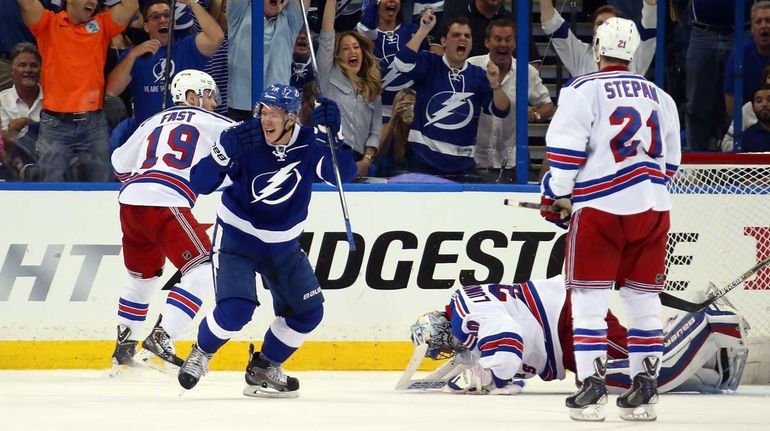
[160,110,198,124]
[603,79,660,103]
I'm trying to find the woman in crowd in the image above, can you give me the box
[319,0,382,176]
[372,88,415,177]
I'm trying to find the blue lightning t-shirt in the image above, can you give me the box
[126,36,208,123]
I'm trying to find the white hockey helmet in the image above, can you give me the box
[592,17,641,63]
[171,69,219,105]
[410,311,461,360]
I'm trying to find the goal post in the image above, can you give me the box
[666,152,770,384]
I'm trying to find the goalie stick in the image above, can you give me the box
[507,200,770,313]
[659,254,770,312]
[395,344,470,391]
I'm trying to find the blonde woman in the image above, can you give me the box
[319,0,382,176]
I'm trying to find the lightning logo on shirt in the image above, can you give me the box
[251,161,302,204]
[382,63,413,92]
[424,91,474,130]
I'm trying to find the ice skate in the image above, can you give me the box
[243,344,299,398]
[617,356,659,421]
[178,343,213,390]
[109,325,138,377]
[566,356,608,422]
[134,316,184,374]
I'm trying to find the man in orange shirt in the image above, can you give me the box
[17,0,139,181]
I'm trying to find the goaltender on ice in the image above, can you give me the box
[400,276,748,397]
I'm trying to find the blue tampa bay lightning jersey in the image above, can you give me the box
[356,2,425,121]
[393,49,508,173]
[190,122,357,255]
[374,24,423,122]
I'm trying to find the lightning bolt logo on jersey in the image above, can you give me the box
[393,49,509,173]
[424,91,474,129]
[251,161,302,204]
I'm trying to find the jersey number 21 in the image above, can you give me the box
[609,106,662,163]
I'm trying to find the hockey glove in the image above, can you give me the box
[312,96,342,137]
[212,117,262,168]
[447,365,525,395]
[540,171,572,229]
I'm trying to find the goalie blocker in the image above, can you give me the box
[398,276,748,395]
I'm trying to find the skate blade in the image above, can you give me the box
[619,405,657,421]
[134,349,181,376]
[109,362,125,378]
[108,358,140,378]
[568,404,606,422]
[243,384,299,399]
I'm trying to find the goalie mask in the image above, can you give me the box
[410,311,461,360]
[592,17,641,63]
[171,69,219,106]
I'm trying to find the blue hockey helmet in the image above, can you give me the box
[410,311,459,360]
[256,83,301,116]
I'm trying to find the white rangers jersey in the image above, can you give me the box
[112,106,235,207]
[447,276,567,383]
[541,2,657,76]
[545,67,681,215]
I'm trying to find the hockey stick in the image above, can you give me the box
[160,0,178,110]
[160,269,183,291]
[395,344,470,390]
[660,254,770,312]
[298,0,356,251]
[503,198,559,213]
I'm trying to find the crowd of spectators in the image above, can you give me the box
[0,0,768,183]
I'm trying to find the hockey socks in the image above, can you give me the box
[116,275,158,338]
[197,298,256,354]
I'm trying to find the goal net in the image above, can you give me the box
[666,153,770,384]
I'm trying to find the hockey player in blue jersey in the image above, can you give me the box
[177,83,357,397]
[393,10,510,175]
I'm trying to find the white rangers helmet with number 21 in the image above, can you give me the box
[592,17,641,63]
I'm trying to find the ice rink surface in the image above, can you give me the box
[2,370,769,431]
